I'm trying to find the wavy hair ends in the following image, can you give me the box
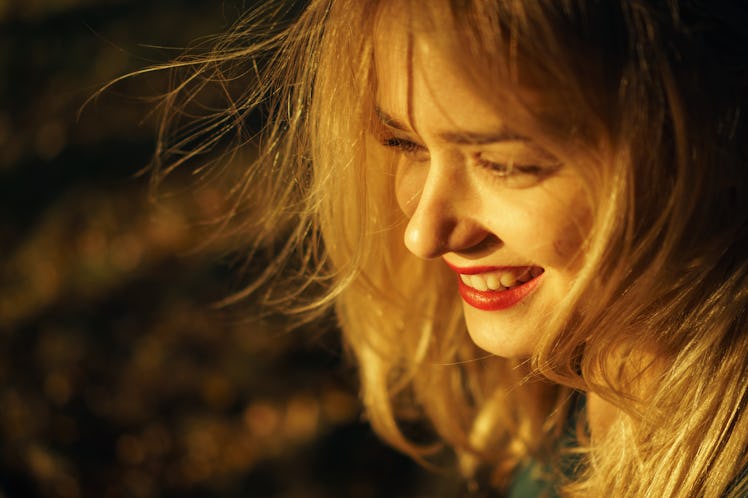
[149,0,748,496]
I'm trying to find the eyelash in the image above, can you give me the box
[381,137,425,155]
[380,135,544,178]
[474,156,544,177]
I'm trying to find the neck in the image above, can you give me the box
[586,392,620,439]
[583,342,663,439]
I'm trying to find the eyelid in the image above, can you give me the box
[476,159,542,176]
[474,147,560,169]
[471,152,562,188]
[380,135,429,156]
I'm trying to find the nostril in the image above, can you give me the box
[458,233,502,256]
[403,209,498,259]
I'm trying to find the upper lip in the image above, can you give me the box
[444,261,533,275]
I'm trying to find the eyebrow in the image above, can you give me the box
[375,107,529,145]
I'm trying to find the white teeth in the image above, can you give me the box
[486,273,501,290]
[459,267,543,292]
[499,273,517,288]
[470,275,488,291]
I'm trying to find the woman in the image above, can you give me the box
[150,1,748,496]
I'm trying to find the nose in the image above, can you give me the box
[398,158,491,259]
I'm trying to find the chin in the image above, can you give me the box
[463,305,542,359]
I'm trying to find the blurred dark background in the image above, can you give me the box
[0,1,466,497]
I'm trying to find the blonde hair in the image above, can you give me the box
[147,1,748,496]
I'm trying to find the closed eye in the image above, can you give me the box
[381,136,426,155]
[473,154,562,188]
[475,158,546,177]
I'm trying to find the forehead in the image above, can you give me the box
[372,5,510,135]
[370,6,609,166]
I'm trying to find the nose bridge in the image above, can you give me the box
[417,153,463,216]
[404,153,485,259]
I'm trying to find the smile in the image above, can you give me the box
[447,264,545,311]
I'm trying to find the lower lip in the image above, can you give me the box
[456,272,543,311]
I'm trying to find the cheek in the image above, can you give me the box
[547,196,591,267]
[553,219,586,262]
[506,185,590,269]
[394,163,426,217]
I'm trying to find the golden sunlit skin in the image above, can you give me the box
[132,0,748,495]
[374,14,589,358]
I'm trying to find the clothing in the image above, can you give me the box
[505,393,748,497]
[507,458,558,498]
[507,393,585,498]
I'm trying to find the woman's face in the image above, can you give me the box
[373,15,591,358]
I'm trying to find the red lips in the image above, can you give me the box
[446,263,544,311]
